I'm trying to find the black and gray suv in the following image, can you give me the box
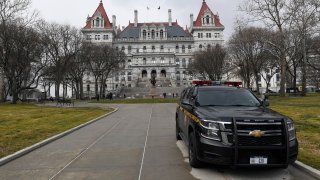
[176,82,298,168]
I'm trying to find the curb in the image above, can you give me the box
[0,108,118,167]
[293,161,320,180]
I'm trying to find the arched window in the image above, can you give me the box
[143,30,147,39]
[151,30,155,39]
[176,71,181,80]
[207,44,211,49]
[87,84,90,92]
[128,46,132,53]
[175,58,180,66]
[182,45,185,53]
[160,30,164,39]
[206,15,210,24]
[143,58,147,65]
[128,59,132,66]
[96,18,100,27]
[199,44,203,49]
[182,59,186,68]
[160,57,165,64]
[127,72,132,81]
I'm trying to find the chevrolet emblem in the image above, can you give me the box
[249,130,264,138]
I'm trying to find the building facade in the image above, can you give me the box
[82,0,224,96]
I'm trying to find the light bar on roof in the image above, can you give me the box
[192,80,213,85]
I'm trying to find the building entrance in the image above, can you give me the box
[160,70,166,77]
[142,70,148,78]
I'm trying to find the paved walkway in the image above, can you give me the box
[0,103,317,180]
[0,104,193,180]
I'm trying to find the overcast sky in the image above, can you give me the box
[31,0,243,40]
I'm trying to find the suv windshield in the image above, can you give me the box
[197,89,261,107]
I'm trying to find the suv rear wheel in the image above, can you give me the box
[188,133,202,168]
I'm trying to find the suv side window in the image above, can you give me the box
[185,87,195,103]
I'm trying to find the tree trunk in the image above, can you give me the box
[301,34,307,96]
[279,54,287,97]
[11,80,18,104]
[255,74,260,94]
[80,80,83,100]
[293,66,297,93]
[55,82,60,100]
[95,77,98,97]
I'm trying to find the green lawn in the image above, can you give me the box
[269,94,320,170]
[0,104,111,158]
[91,98,179,104]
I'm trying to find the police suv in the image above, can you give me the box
[176,80,298,168]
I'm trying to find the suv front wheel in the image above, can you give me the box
[176,120,182,140]
[188,132,202,168]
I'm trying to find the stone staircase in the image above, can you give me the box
[119,77,185,98]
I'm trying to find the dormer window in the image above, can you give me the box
[93,17,103,28]
[151,30,155,39]
[160,30,164,39]
[142,30,147,39]
[206,15,210,24]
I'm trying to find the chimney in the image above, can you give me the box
[168,9,172,26]
[190,14,194,29]
[112,15,116,28]
[134,10,138,27]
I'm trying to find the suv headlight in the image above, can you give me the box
[287,119,296,141]
[200,120,221,141]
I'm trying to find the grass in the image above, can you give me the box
[0,104,111,158]
[90,98,179,104]
[269,93,320,170]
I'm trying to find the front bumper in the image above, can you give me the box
[196,134,298,167]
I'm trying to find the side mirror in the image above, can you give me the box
[260,95,270,107]
[181,99,192,106]
[263,100,270,107]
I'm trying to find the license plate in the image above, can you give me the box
[250,156,268,164]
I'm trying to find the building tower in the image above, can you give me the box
[190,0,224,51]
[82,0,115,44]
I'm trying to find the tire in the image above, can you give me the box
[176,120,182,140]
[188,132,202,168]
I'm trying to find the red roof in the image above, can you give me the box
[194,0,223,27]
[83,1,112,29]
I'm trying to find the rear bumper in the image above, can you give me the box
[196,134,298,167]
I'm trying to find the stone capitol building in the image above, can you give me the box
[82,0,224,96]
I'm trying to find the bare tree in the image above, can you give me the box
[288,0,320,95]
[308,35,320,71]
[228,27,271,92]
[0,0,31,22]
[189,44,227,81]
[86,43,125,97]
[0,0,35,102]
[241,0,296,96]
[0,22,47,103]
[41,23,80,100]
[68,41,89,100]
